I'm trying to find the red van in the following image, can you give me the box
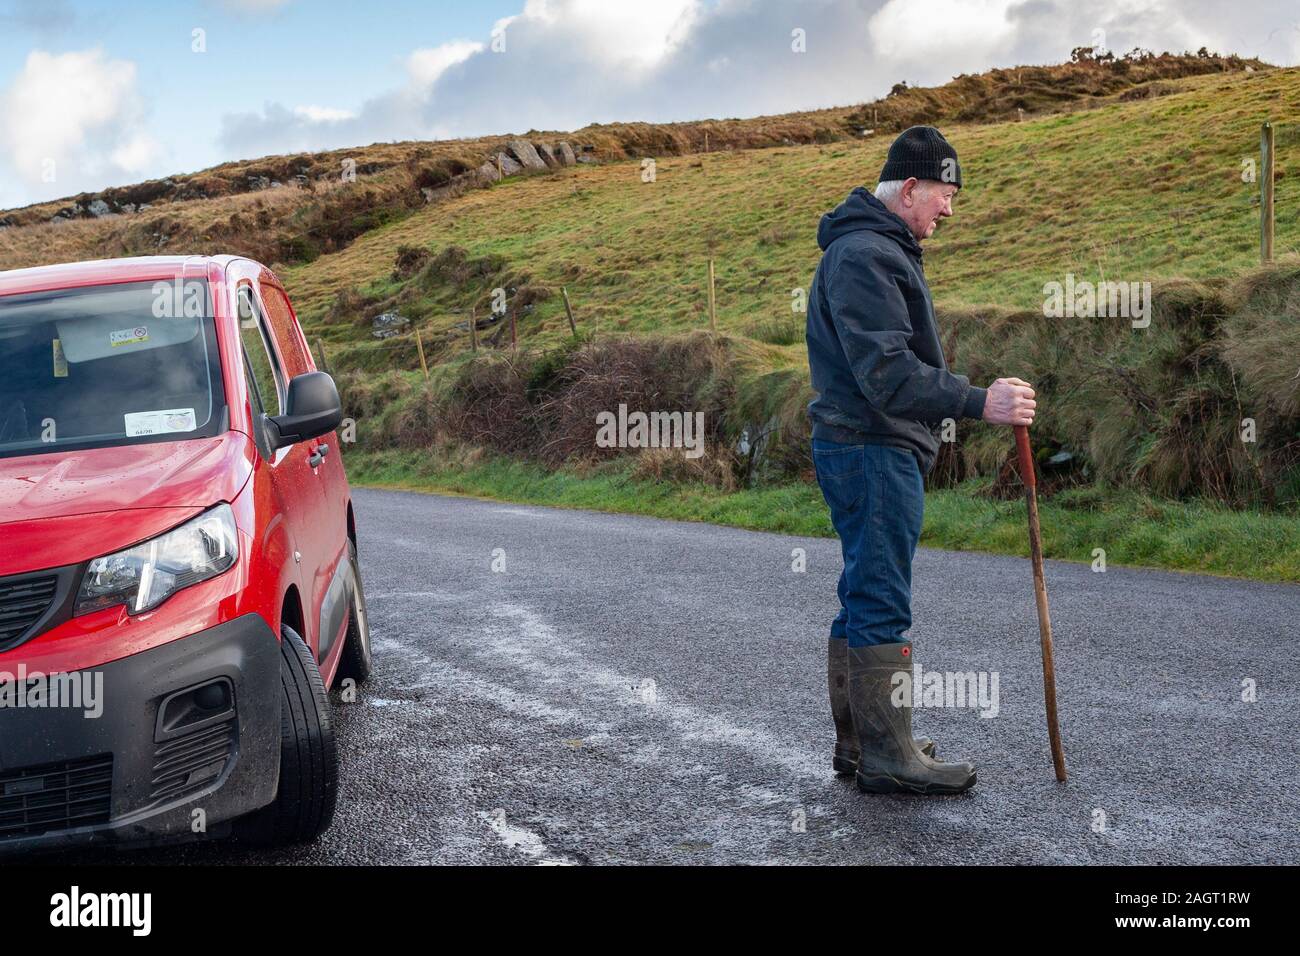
[0,256,371,854]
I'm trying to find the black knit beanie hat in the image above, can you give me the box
[878,126,962,188]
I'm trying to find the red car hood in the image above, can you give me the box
[0,432,254,574]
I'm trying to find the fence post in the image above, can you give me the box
[561,286,578,337]
[414,328,429,379]
[316,338,332,375]
[707,258,717,336]
[1261,121,1275,263]
[470,306,478,352]
[510,307,518,352]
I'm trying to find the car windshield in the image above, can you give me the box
[0,278,227,459]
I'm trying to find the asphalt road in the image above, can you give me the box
[51,487,1300,865]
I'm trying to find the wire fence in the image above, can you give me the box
[310,125,1296,376]
[936,190,1300,287]
[311,319,581,376]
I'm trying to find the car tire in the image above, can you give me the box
[237,624,339,846]
[335,538,373,685]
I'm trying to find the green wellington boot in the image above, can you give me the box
[828,637,935,774]
[846,641,976,795]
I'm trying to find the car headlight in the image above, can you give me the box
[75,504,238,616]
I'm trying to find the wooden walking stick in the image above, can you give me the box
[1015,425,1067,782]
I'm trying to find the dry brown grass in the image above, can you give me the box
[0,109,859,273]
[629,447,738,490]
[845,50,1268,131]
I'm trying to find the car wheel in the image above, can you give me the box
[335,538,372,685]
[237,624,339,846]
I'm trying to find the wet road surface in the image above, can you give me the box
[45,487,1300,865]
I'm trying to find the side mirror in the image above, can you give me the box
[266,371,343,450]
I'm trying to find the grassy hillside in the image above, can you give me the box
[286,65,1299,358]
[0,109,860,271]
[283,61,1300,564]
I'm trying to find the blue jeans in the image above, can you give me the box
[813,439,924,648]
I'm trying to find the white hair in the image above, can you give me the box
[874,179,944,209]
[873,180,906,205]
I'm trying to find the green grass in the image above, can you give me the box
[287,67,1300,358]
[306,67,1300,579]
[344,448,1300,583]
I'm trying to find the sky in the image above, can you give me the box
[1,0,1298,210]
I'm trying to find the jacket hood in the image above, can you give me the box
[817,187,922,257]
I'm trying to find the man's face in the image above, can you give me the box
[900,179,957,242]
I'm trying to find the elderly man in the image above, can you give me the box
[805,125,1036,795]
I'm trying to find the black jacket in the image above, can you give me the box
[806,187,986,473]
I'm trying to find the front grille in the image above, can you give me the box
[149,719,236,804]
[0,575,58,650]
[0,754,113,841]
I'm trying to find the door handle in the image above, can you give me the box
[309,443,330,468]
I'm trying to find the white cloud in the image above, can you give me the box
[218,0,730,152]
[219,0,1299,162]
[407,40,486,88]
[217,38,484,157]
[293,105,358,123]
[1005,0,1216,62]
[518,0,697,67]
[109,133,158,174]
[0,49,159,204]
[870,0,1019,71]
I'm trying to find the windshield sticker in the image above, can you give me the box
[124,408,197,437]
[52,338,68,377]
[110,326,150,348]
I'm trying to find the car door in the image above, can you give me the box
[234,274,331,659]
[258,281,347,550]
[254,278,347,664]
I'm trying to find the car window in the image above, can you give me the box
[243,349,267,419]
[238,288,284,418]
[259,284,310,377]
[0,279,227,459]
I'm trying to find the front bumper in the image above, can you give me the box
[0,613,281,855]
